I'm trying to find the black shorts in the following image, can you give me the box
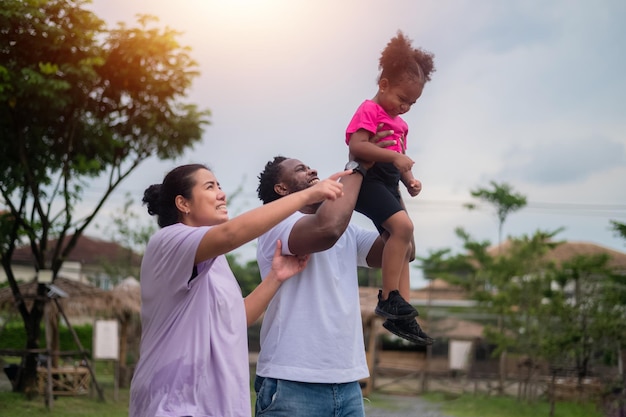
[355,162,404,234]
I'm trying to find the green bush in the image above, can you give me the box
[0,321,93,355]
[0,321,28,350]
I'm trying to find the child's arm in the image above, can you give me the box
[398,133,421,196]
[401,170,422,197]
[348,129,414,173]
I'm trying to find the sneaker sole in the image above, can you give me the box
[375,306,418,320]
[382,320,434,346]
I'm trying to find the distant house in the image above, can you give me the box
[0,235,142,289]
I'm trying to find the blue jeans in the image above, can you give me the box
[254,376,365,417]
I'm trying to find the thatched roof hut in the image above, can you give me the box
[11,235,142,268]
[110,277,141,317]
[0,277,116,317]
[0,276,144,323]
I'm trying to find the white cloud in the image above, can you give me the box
[501,136,626,184]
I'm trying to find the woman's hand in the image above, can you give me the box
[244,240,310,325]
[302,171,351,205]
[269,240,310,283]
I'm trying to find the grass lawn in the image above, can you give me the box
[422,392,605,417]
[0,364,608,417]
[0,390,607,417]
[0,388,130,417]
[0,361,130,417]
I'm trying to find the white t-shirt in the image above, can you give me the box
[256,212,378,383]
[129,223,250,417]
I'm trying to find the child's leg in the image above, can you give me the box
[383,240,435,346]
[374,211,417,320]
[380,210,413,299]
[398,256,412,302]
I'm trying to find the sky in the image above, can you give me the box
[84,0,626,288]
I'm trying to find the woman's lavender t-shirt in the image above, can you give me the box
[129,223,250,417]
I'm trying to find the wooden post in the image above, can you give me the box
[53,299,105,401]
[44,306,54,410]
[362,316,381,396]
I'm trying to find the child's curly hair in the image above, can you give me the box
[379,30,435,86]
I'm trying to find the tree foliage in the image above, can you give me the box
[544,253,626,379]
[425,227,626,394]
[610,220,626,244]
[227,254,261,297]
[423,180,625,404]
[95,193,155,288]
[465,181,528,246]
[0,0,209,394]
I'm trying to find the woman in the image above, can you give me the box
[129,163,348,417]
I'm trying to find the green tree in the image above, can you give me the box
[435,228,626,408]
[545,254,626,380]
[465,181,528,247]
[416,231,490,294]
[610,220,626,244]
[227,254,262,297]
[426,227,564,400]
[0,0,209,395]
[95,193,155,287]
[357,266,382,288]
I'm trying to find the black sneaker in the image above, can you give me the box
[383,318,434,345]
[375,290,418,319]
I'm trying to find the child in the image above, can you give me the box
[345,30,435,345]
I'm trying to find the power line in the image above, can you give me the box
[406,199,626,218]
[34,184,626,219]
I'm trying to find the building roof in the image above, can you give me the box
[488,240,626,271]
[430,317,485,339]
[412,278,469,301]
[359,281,471,323]
[10,234,142,267]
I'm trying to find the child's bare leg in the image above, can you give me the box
[380,211,414,299]
[375,211,417,320]
[398,255,411,302]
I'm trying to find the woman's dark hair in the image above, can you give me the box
[257,156,287,204]
[379,30,435,86]
[143,164,209,228]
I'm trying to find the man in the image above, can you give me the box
[254,152,383,417]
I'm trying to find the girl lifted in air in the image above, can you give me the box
[345,30,435,345]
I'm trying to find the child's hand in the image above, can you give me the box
[405,179,422,197]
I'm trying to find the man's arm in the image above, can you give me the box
[288,172,363,255]
[288,125,394,256]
